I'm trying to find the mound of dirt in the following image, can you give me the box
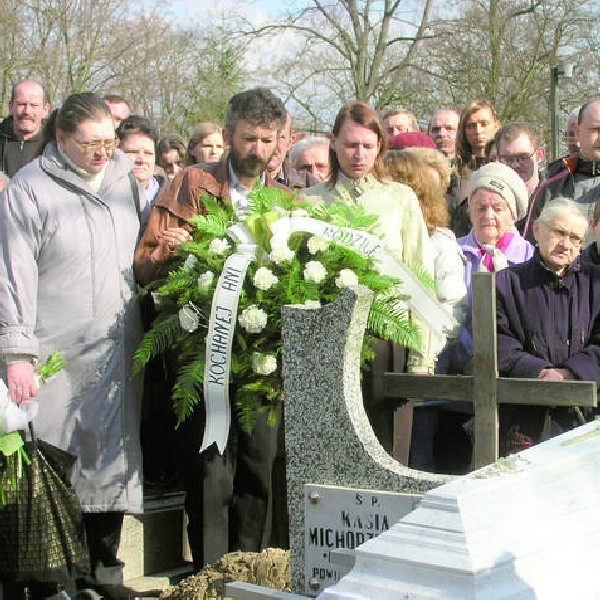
[160,548,290,599]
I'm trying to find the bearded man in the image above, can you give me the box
[135,88,290,570]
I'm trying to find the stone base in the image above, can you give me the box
[119,490,188,581]
[320,422,600,599]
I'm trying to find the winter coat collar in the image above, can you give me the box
[530,247,582,286]
[40,142,132,197]
[561,154,600,177]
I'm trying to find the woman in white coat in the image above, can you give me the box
[0,92,144,599]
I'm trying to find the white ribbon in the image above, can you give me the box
[270,216,457,341]
[201,216,458,454]
[201,224,256,453]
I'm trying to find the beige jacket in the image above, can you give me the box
[302,176,436,372]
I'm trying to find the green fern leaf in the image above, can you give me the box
[406,260,436,292]
[368,295,422,350]
[235,395,261,432]
[133,314,184,374]
[172,356,206,425]
[248,185,290,212]
[188,196,231,237]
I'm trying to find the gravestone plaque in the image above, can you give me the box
[304,484,420,591]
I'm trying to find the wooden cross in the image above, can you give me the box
[384,271,598,469]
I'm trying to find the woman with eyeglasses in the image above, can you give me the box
[495,198,600,454]
[0,92,144,599]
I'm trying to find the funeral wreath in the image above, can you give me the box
[133,186,430,440]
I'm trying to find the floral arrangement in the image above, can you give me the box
[134,186,426,431]
[0,352,66,504]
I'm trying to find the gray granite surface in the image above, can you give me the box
[281,286,449,593]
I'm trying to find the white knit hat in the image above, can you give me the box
[468,162,529,220]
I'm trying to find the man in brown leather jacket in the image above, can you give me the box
[134,88,290,570]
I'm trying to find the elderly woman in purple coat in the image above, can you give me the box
[495,199,600,454]
[452,162,534,373]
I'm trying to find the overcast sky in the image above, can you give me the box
[170,0,288,22]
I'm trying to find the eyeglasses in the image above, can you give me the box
[72,138,119,153]
[542,223,584,247]
[497,149,537,166]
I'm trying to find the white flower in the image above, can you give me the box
[307,235,329,255]
[304,300,321,308]
[208,237,230,255]
[291,208,309,218]
[253,267,278,291]
[251,352,277,375]
[238,305,268,334]
[182,254,198,272]
[269,239,295,264]
[304,260,327,284]
[198,271,214,293]
[178,304,199,332]
[335,268,359,289]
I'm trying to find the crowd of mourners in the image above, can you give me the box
[1,80,599,600]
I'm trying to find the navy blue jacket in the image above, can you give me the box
[495,250,600,387]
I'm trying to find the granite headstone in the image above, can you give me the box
[281,286,450,595]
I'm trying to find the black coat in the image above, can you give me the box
[496,250,600,384]
[0,116,44,177]
[494,251,600,452]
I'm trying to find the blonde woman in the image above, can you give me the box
[386,149,466,471]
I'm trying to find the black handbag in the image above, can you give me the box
[0,425,90,583]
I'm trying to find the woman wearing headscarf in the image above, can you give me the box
[453,161,534,374]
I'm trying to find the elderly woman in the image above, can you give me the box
[453,161,534,373]
[496,199,600,453]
